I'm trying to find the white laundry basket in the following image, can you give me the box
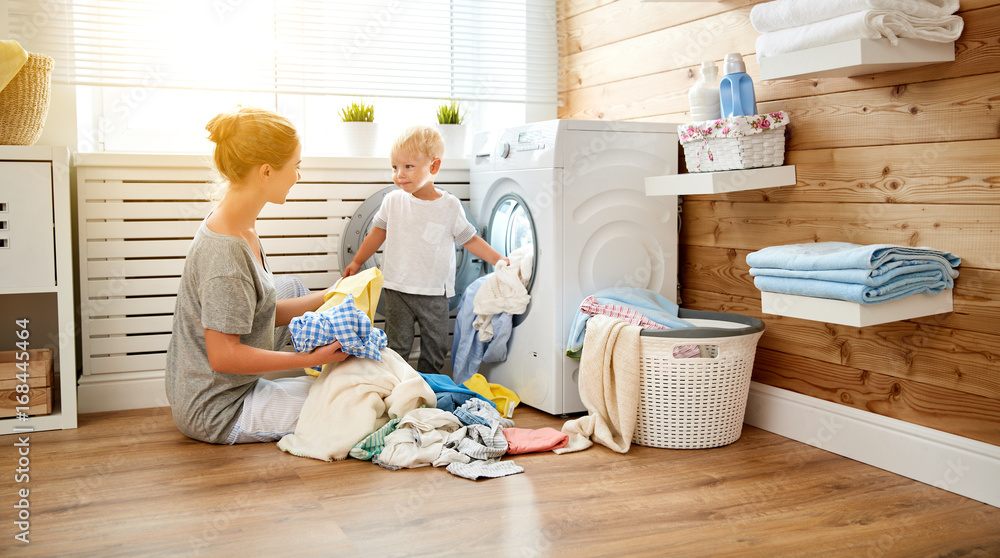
[634,309,765,450]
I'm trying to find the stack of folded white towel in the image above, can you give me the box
[751,0,964,60]
[747,241,960,305]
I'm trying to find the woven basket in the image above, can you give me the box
[0,53,54,146]
[678,112,790,173]
[682,127,785,173]
[634,309,765,450]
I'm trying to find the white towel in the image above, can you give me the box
[755,9,964,59]
[554,315,642,454]
[751,0,960,33]
[472,245,534,342]
[276,348,436,461]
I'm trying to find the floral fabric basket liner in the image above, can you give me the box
[677,111,790,172]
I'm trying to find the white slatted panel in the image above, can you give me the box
[77,155,470,380]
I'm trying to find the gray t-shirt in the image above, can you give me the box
[166,219,276,443]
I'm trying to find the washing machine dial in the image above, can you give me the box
[499,142,511,159]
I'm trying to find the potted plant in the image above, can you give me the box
[337,99,378,156]
[435,99,467,158]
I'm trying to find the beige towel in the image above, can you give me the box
[0,40,29,92]
[555,315,642,454]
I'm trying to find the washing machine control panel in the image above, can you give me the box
[493,122,560,170]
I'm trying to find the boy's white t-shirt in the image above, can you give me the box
[373,188,476,297]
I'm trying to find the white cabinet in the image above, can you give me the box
[0,146,77,434]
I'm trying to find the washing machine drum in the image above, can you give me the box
[340,186,482,313]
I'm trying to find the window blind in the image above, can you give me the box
[9,0,562,104]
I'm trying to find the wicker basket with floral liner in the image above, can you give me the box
[0,52,54,146]
[678,111,789,173]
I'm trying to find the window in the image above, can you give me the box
[10,0,562,154]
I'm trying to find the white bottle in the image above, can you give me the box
[689,60,722,122]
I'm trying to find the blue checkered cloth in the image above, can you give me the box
[289,294,387,370]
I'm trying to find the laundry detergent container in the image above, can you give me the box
[634,309,765,449]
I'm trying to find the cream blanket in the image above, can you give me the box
[277,348,436,461]
[555,315,642,454]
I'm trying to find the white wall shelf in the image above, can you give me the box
[759,38,955,81]
[760,290,953,327]
[645,165,796,196]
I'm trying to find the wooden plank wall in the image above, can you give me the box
[560,0,1000,446]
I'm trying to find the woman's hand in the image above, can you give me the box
[310,341,350,366]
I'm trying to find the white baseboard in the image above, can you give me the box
[745,382,1000,508]
[77,372,170,414]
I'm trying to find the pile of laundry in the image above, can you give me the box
[281,263,552,479]
[277,346,563,480]
[750,0,964,60]
[747,241,960,304]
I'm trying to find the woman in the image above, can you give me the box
[166,107,347,444]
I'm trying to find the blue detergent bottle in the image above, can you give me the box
[719,53,757,117]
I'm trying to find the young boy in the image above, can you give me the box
[343,125,507,375]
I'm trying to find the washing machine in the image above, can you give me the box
[470,119,680,416]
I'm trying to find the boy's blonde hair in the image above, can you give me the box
[205,107,299,186]
[391,125,444,160]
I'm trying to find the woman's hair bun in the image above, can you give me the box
[206,111,240,144]
[205,106,299,186]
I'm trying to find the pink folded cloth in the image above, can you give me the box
[580,295,702,359]
[503,427,569,454]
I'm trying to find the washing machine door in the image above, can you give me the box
[483,193,537,298]
[340,186,480,312]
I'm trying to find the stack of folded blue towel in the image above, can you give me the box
[747,242,960,305]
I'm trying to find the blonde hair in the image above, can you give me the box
[205,107,299,187]
[391,125,444,160]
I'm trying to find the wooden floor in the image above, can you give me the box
[2,405,998,557]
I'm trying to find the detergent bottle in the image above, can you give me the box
[719,52,757,118]
[688,60,721,122]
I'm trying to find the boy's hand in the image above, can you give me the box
[342,262,361,278]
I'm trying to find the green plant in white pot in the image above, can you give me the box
[337,99,378,156]
[435,100,467,158]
